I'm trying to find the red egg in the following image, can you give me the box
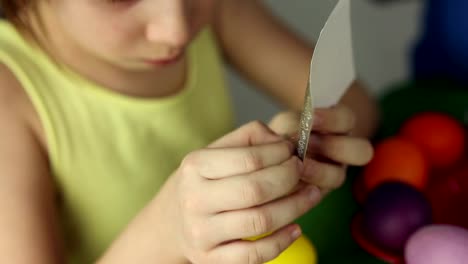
[400,112,466,169]
[426,161,468,229]
[363,137,429,193]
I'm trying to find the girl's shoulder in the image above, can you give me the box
[0,63,28,114]
[0,63,57,264]
[0,63,46,149]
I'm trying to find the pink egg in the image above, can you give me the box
[405,225,468,264]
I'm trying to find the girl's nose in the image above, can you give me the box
[145,2,190,48]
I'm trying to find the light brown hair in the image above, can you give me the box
[0,0,33,28]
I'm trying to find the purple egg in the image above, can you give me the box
[362,182,432,253]
[405,225,468,264]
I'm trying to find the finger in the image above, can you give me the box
[313,105,356,134]
[204,156,303,212]
[209,121,282,148]
[301,159,346,190]
[268,112,300,137]
[308,135,373,166]
[211,185,321,243]
[182,140,294,180]
[206,224,301,264]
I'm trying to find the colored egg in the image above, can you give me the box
[362,182,432,253]
[405,224,468,264]
[247,233,317,264]
[266,235,317,264]
[400,112,466,169]
[351,214,403,263]
[426,162,468,229]
[363,137,429,193]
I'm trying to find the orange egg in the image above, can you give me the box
[400,112,466,169]
[363,137,429,193]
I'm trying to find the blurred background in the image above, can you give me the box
[229,0,424,125]
[2,1,467,263]
[243,2,468,263]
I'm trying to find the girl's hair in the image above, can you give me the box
[0,0,32,27]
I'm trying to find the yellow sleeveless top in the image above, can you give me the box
[0,21,235,263]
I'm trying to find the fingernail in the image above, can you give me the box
[290,226,302,240]
[307,185,321,202]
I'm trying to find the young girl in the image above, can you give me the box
[0,1,377,263]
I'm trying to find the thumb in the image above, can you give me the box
[268,111,301,137]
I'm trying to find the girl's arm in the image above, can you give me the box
[214,0,379,137]
[0,65,64,264]
[0,64,308,264]
[0,64,188,264]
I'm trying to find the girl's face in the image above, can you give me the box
[40,0,218,70]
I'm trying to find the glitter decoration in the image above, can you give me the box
[297,88,313,160]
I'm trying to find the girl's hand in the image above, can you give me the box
[268,105,374,193]
[158,121,322,264]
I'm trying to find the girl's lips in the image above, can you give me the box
[144,51,184,66]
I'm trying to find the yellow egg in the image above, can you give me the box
[245,233,317,264]
[265,235,317,264]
